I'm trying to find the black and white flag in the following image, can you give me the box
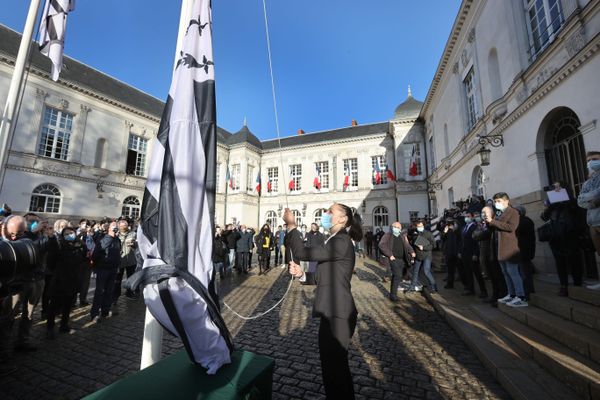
[133,0,233,373]
[38,0,75,81]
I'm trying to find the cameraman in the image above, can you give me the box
[90,221,121,322]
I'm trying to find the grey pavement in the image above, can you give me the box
[0,257,510,400]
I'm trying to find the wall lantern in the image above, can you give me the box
[477,134,504,166]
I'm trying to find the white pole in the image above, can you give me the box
[0,0,43,193]
[139,0,193,370]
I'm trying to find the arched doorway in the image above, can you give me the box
[543,108,586,195]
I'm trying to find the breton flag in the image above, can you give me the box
[386,163,396,182]
[409,144,418,176]
[343,166,350,191]
[131,0,233,373]
[38,0,76,81]
[313,164,321,190]
[373,162,381,185]
[255,171,261,194]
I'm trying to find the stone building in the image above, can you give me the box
[421,0,600,275]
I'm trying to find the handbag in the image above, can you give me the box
[537,220,555,242]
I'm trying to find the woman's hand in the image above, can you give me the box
[288,261,303,278]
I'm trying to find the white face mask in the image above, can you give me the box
[494,202,507,212]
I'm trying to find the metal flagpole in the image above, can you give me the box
[140,0,193,370]
[0,0,43,195]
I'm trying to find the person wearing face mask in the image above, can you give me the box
[284,203,363,400]
[379,222,416,301]
[90,221,122,322]
[442,219,460,289]
[578,151,600,290]
[46,227,86,339]
[410,220,437,292]
[458,212,487,298]
[255,224,274,275]
[485,193,527,307]
[235,225,254,274]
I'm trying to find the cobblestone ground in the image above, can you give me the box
[0,257,510,400]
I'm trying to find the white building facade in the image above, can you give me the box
[422,0,600,275]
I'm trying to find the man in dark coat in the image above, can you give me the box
[515,205,536,299]
[236,225,254,274]
[378,222,415,301]
[364,229,373,257]
[442,220,460,289]
[90,221,121,321]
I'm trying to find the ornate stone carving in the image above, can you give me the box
[565,29,586,58]
[452,62,459,74]
[467,28,476,43]
[35,88,47,99]
[461,49,469,68]
[80,104,91,114]
[124,120,134,130]
[516,87,528,104]
[59,99,69,110]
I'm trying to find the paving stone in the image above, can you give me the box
[0,258,510,400]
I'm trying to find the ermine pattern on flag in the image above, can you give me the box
[130,0,232,374]
[38,0,75,81]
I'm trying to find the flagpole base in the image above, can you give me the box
[140,308,163,370]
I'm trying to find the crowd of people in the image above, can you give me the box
[0,210,139,376]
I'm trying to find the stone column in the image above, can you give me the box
[26,88,48,154]
[73,104,91,164]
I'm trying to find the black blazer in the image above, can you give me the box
[285,228,357,319]
[460,223,479,257]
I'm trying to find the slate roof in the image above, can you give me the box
[227,125,262,149]
[393,94,423,120]
[0,24,165,118]
[261,122,389,150]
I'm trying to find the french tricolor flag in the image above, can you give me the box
[373,163,381,185]
[313,164,321,190]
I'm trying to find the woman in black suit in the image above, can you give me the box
[283,203,362,400]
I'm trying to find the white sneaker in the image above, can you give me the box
[587,283,600,290]
[497,294,513,304]
[414,286,423,292]
[506,297,528,307]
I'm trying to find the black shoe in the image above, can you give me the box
[388,296,398,303]
[111,309,120,316]
[461,291,475,296]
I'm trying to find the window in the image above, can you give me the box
[429,136,436,170]
[463,68,478,130]
[403,143,423,178]
[291,209,302,226]
[448,187,455,208]
[371,155,388,185]
[315,161,329,190]
[265,211,277,229]
[230,164,240,191]
[314,208,327,224]
[267,167,279,193]
[29,184,61,213]
[472,167,486,197]
[122,196,141,220]
[526,0,563,58]
[343,158,358,189]
[443,123,450,157]
[94,138,107,168]
[487,48,502,102]
[246,165,254,192]
[373,206,388,228]
[126,134,148,176]
[38,106,73,160]
[409,211,419,223]
[216,163,221,193]
[290,164,302,192]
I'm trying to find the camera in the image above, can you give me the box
[0,239,39,287]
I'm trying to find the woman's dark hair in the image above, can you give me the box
[337,203,363,242]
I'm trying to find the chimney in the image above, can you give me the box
[351,119,358,127]
[297,129,305,135]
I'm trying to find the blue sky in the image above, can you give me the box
[1,0,461,140]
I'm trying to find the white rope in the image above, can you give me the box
[222,274,294,320]
[221,0,296,321]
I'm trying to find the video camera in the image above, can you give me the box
[0,238,39,288]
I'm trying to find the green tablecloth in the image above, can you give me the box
[83,350,274,400]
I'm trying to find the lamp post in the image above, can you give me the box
[477,134,504,166]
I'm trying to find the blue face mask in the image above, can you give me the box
[416,227,424,233]
[474,217,482,222]
[29,221,39,232]
[464,217,472,224]
[65,233,77,241]
[320,213,333,230]
[588,159,600,172]
[392,227,401,236]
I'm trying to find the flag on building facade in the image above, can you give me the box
[267,177,272,193]
[226,167,232,189]
[131,0,232,373]
[255,171,261,193]
[343,166,350,191]
[38,0,76,81]
[386,163,396,182]
[409,144,418,176]
[288,166,295,191]
[373,162,381,185]
[313,164,321,189]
